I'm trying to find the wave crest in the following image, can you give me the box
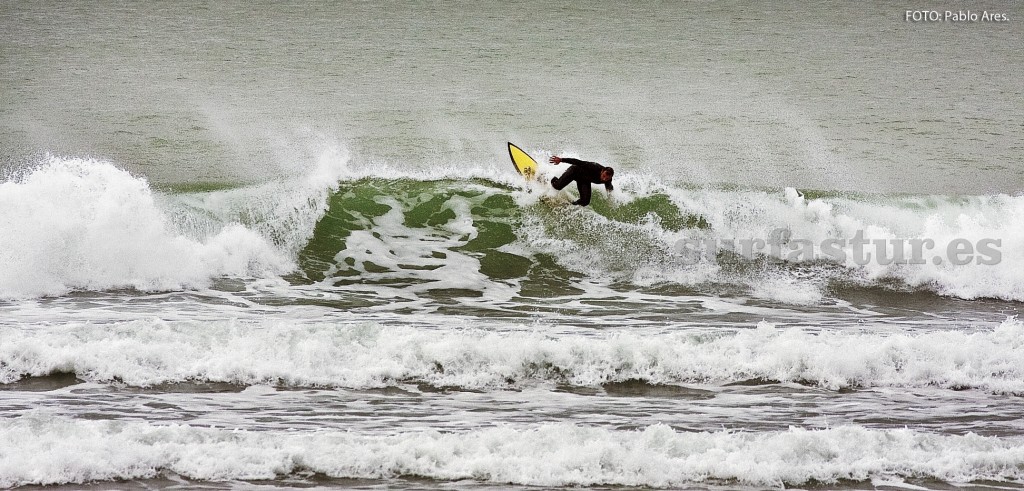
[0,157,294,299]
[4,414,1024,488]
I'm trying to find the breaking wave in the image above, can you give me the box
[3,317,1024,394]
[2,153,1022,304]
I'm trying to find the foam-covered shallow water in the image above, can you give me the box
[7,413,1024,489]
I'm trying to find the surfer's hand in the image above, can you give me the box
[549,156,561,165]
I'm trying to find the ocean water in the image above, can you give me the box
[2,1,1024,489]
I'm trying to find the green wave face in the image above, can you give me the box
[290,176,1024,308]
[296,178,709,299]
[299,178,514,280]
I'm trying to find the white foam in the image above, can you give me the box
[431,168,1020,305]
[0,157,295,299]
[3,316,1024,393]
[751,274,826,305]
[769,189,1024,302]
[603,180,1024,303]
[2,414,1023,488]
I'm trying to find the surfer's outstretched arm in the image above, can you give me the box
[551,157,599,167]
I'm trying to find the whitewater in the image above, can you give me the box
[1,146,1022,489]
[2,1,1023,489]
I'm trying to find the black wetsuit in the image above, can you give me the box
[550,158,613,206]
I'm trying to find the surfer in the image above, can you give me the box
[548,156,614,207]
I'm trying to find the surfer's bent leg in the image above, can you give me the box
[574,181,593,206]
[551,164,579,190]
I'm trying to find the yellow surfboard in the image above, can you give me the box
[507,142,538,181]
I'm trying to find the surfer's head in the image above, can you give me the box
[600,167,614,183]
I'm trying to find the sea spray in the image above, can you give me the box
[0,157,292,298]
